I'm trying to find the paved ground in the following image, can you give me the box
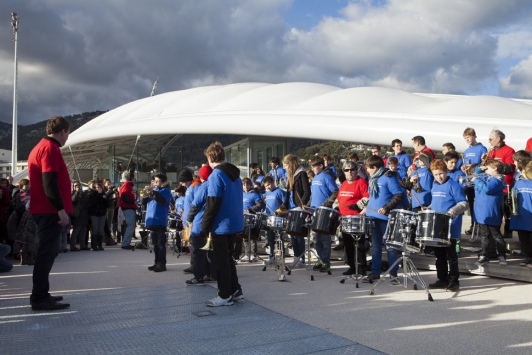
[2,243,532,355]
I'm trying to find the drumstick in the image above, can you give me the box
[411,192,424,208]
[365,206,389,216]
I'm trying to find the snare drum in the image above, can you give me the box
[237,214,261,240]
[416,210,452,247]
[340,215,371,235]
[285,208,311,237]
[311,206,340,236]
[384,209,420,253]
[266,216,287,230]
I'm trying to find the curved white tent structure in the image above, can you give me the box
[63,82,532,169]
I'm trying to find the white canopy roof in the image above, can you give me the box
[64,82,532,168]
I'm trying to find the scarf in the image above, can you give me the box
[369,167,386,198]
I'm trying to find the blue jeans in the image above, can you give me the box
[313,231,331,265]
[31,214,62,303]
[150,228,166,266]
[371,218,398,275]
[121,209,136,247]
[0,244,13,273]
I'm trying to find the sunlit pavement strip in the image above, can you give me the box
[0,284,383,355]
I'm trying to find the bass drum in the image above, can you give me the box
[416,210,452,247]
[311,207,339,236]
[384,209,420,253]
[285,208,311,237]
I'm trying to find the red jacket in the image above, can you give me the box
[118,181,137,209]
[337,178,370,216]
[487,144,515,192]
[28,137,72,214]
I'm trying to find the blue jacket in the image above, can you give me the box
[201,163,244,235]
[474,175,504,226]
[367,173,404,221]
[387,151,412,171]
[144,187,172,228]
[189,182,209,237]
[310,171,338,208]
[431,178,467,238]
[269,165,287,186]
[464,143,488,165]
[411,167,434,209]
[510,179,532,231]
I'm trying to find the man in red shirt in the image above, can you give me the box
[485,129,516,238]
[335,161,370,276]
[525,137,532,153]
[28,116,72,311]
[412,136,436,169]
[118,172,137,249]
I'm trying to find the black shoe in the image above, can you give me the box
[183,267,193,274]
[333,244,344,251]
[429,280,448,289]
[70,247,80,252]
[342,268,355,276]
[503,231,513,239]
[446,282,459,292]
[475,257,489,266]
[31,300,70,311]
[121,245,134,250]
[203,276,217,283]
[153,264,167,272]
[362,273,380,283]
[185,277,205,286]
[148,264,157,271]
[49,295,64,302]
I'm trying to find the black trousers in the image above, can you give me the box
[434,239,459,285]
[518,230,532,257]
[30,214,62,303]
[211,234,241,299]
[465,187,475,226]
[191,236,217,279]
[342,232,366,273]
[478,224,506,257]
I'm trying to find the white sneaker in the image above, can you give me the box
[205,295,233,307]
[250,256,257,262]
[240,255,250,262]
[498,256,508,266]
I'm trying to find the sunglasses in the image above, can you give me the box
[343,168,356,172]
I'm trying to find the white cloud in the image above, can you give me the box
[500,55,532,98]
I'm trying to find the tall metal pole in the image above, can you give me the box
[11,12,19,177]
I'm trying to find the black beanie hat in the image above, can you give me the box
[178,169,193,183]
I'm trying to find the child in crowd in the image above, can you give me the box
[442,143,463,170]
[444,152,466,183]
[262,176,286,263]
[173,185,186,218]
[410,153,434,212]
[510,152,532,267]
[241,178,265,261]
[428,160,468,292]
[388,157,407,179]
[472,160,507,266]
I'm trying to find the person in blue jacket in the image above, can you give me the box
[510,153,532,268]
[427,160,468,292]
[472,160,507,266]
[309,156,338,274]
[387,139,412,171]
[173,185,186,217]
[143,174,173,273]
[445,152,466,183]
[269,156,287,188]
[201,142,244,307]
[186,165,216,285]
[387,157,407,180]
[241,178,265,261]
[262,176,286,263]
[410,153,434,211]
[361,155,404,284]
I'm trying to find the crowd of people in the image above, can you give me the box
[2,116,532,310]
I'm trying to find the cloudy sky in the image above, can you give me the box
[0,0,531,125]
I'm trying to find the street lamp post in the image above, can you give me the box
[11,12,19,177]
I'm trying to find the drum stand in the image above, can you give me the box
[262,229,289,281]
[340,234,364,288]
[237,224,265,264]
[369,224,434,302]
[287,225,329,281]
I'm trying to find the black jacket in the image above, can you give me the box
[284,169,311,208]
[88,190,109,217]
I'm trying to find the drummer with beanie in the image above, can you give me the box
[309,156,338,274]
